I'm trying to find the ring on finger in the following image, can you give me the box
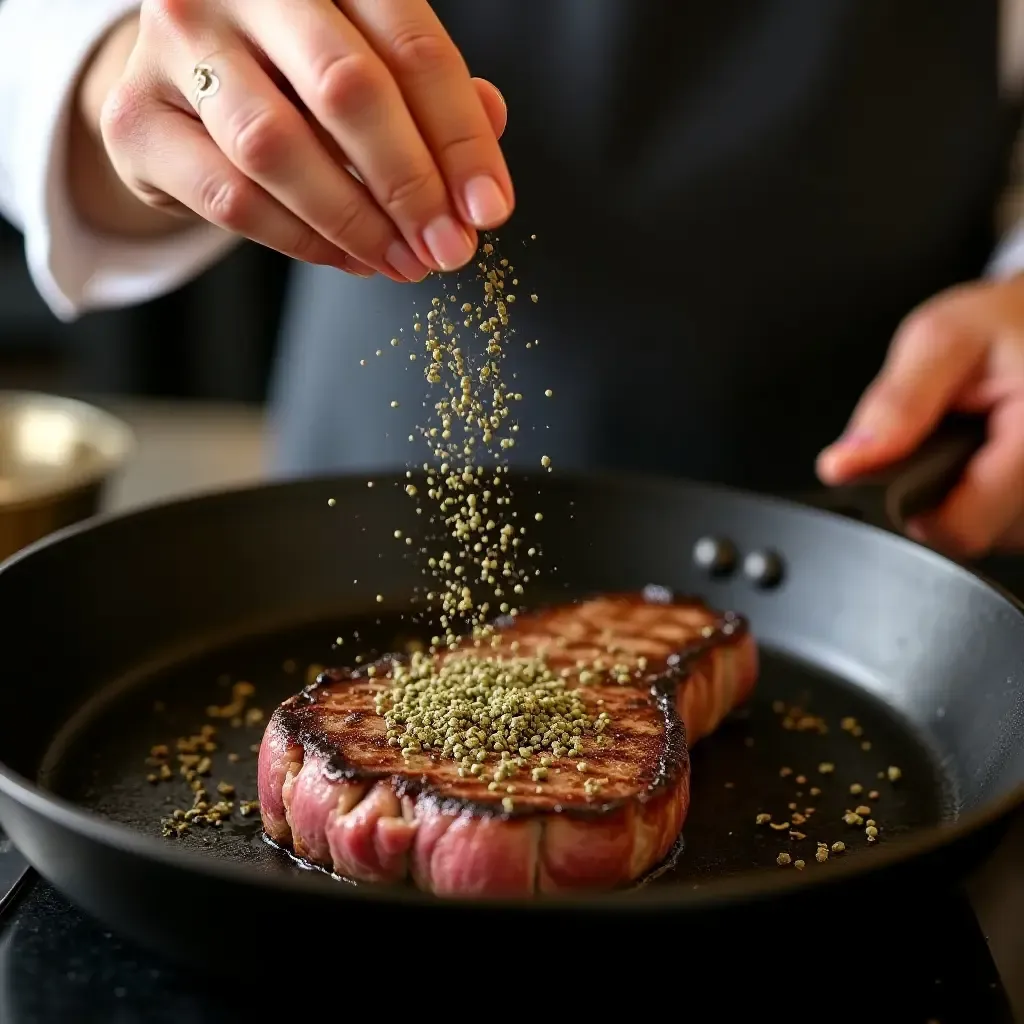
[192,62,220,111]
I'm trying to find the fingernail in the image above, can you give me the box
[463,175,510,228]
[385,239,430,282]
[423,214,475,270]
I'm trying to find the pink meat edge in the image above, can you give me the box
[411,805,541,897]
[537,806,636,893]
[539,773,689,893]
[286,754,365,866]
[680,632,760,745]
[257,715,304,846]
[734,632,760,705]
[326,781,417,883]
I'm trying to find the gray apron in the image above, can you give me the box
[269,0,1017,495]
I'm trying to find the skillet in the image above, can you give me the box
[0,414,1022,971]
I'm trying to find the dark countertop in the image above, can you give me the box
[0,860,1018,1022]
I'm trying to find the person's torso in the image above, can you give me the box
[270,0,1018,494]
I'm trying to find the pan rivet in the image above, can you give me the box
[743,549,784,588]
[692,537,737,576]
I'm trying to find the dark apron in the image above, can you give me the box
[268,0,1017,495]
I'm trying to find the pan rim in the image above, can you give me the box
[1,469,1023,913]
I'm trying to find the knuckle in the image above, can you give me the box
[381,166,437,213]
[198,174,253,231]
[316,53,387,118]
[288,225,329,264]
[388,27,456,77]
[141,0,200,33]
[322,199,374,249]
[99,81,148,147]
[436,130,488,167]
[231,108,290,177]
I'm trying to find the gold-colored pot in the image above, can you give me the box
[0,392,134,562]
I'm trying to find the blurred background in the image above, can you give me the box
[0,221,278,511]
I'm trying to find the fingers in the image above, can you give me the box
[116,0,513,278]
[340,0,513,228]
[246,0,510,271]
[817,304,987,485]
[906,398,1024,557]
[101,86,377,275]
[172,42,429,282]
[247,0,472,271]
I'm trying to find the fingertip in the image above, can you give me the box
[815,448,842,485]
[463,174,512,230]
[816,442,867,485]
[903,517,928,544]
[423,214,477,270]
[385,239,431,282]
[817,427,911,486]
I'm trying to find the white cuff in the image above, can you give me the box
[0,0,238,323]
[987,219,1024,280]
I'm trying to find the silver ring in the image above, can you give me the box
[192,62,220,111]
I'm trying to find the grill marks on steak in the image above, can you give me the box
[258,591,757,896]
[272,665,683,815]
[478,591,758,744]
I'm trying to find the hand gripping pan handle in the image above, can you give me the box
[812,414,988,537]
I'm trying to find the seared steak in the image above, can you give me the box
[258,589,757,896]
[481,589,758,744]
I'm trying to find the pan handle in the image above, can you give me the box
[819,414,987,534]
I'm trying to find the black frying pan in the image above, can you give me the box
[0,415,1022,973]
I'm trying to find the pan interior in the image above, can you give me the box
[39,611,950,892]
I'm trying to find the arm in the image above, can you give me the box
[0,0,237,322]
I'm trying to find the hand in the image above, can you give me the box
[97,0,512,281]
[816,276,1024,558]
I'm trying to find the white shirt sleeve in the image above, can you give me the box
[0,0,238,323]
[987,223,1024,279]
[988,115,1024,278]
[987,122,1024,278]
[990,0,1024,279]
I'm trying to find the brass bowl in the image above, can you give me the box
[0,392,134,562]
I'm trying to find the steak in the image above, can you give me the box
[481,588,758,744]
[258,589,757,896]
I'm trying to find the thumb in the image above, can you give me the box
[817,309,986,485]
